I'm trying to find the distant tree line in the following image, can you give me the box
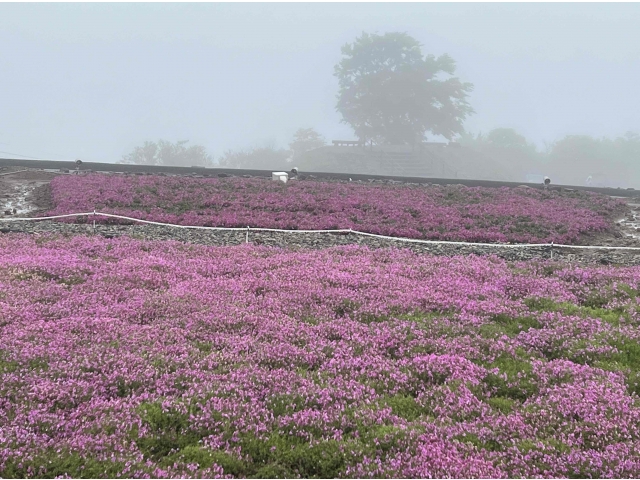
[119,129,640,187]
[216,129,328,169]
[459,128,640,187]
[119,140,213,167]
[120,30,639,187]
[121,128,327,169]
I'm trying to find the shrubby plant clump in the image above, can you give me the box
[48,174,624,244]
[2,235,640,478]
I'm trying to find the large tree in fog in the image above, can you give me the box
[335,32,474,146]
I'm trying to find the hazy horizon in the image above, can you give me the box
[1,2,639,163]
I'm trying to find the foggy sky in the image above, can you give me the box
[1,2,639,163]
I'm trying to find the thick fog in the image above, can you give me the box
[1,3,639,185]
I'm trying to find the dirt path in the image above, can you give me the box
[617,201,640,239]
[568,197,640,249]
[0,168,57,217]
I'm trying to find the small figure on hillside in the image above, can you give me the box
[543,176,551,190]
[290,167,299,179]
[75,159,82,175]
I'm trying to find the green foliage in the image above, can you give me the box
[0,350,19,373]
[518,289,640,387]
[115,377,143,398]
[400,310,446,325]
[160,445,245,476]
[620,339,640,364]
[616,283,640,299]
[267,393,310,418]
[517,439,571,455]
[238,433,346,478]
[12,268,60,282]
[127,395,437,478]
[487,396,516,414]
[582,306,626,326]
[606,339,640,396]
[28,357,49,371]
[171,200,194,214]
[134,401,212,460]
[581,293,610,309]
[524,297,562,312]
[483,353,539,401]
[131,401,348,478]
[194,341,212,354]
[486,313,542,337]
[349,308,442,328]
[335,32,473,145]
[511,439,574,477]
[57,275,86,286]
[478,323,509,339]
[524,297,627,327]
[380,394,431,421]
[333,299,361,318]
[358,424,422,455]
[453,432,503,452]
[2,452,127,479]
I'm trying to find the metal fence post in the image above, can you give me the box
[550,241,554,260]
[246,226,249,244]
[93,209,96,234]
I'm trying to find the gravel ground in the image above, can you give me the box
[2,220,640,266]
[2,168,640,266]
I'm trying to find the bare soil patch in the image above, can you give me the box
[572,197,640,248]
[0,169,57,217]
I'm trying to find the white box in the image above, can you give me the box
[272,172,288,183]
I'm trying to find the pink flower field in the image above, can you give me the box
[48,174,624,244]
[2,234,640,478]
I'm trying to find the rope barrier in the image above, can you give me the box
[90,212,249,231]
[243,226,351,234]
[349,229,551,248]
[0,212,97,221]
[1,210,640,251]
[0,169,31,177]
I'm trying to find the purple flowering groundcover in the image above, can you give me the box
[47,174,625,244]
[2,235,640,477]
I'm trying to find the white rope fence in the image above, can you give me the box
[0,169,31,177]
[1,210,640,252]
[0,169,71,177]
